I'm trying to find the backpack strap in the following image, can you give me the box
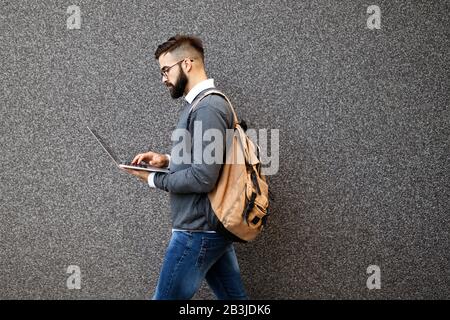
[186,89,251,166]
[186,89,239,129]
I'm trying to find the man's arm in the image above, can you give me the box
[153,102,229,194]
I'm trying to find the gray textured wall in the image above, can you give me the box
[1,0,449,299]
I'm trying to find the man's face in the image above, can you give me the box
[159,53,188,99]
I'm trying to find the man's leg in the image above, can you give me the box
[153,231,205,300]
[205,244,248,300]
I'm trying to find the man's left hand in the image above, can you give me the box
[121,167,150,183]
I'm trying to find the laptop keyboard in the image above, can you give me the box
[123,161,149,168]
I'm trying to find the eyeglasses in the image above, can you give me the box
[160,58,193,78]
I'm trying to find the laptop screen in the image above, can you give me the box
[87,127,120,165]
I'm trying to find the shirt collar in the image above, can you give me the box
[185,79,215,104]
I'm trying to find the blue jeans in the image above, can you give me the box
[152,230,248,300]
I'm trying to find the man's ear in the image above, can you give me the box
[184,59,193,73]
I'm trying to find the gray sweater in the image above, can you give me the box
[153,90,234,230]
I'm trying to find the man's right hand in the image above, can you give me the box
[131,151,169,168]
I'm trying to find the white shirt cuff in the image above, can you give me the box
[147,172,156,188]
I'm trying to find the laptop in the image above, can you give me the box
[87,126,170,173]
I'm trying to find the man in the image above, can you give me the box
[122,35,248,300]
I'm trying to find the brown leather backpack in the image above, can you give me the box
[188,89,269,242]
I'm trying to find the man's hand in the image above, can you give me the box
[121,167,149,182]
[131,151,169,168]
[121,151,169,183]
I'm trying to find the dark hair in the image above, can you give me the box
[154,35,204,62]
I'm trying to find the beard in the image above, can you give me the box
[168,68,188,99]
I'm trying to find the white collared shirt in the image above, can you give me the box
[184,78,215,104]
[148,78,216,188]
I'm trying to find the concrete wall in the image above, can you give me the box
[1,0,448,299]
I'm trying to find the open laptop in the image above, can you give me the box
[87,126,170,173]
